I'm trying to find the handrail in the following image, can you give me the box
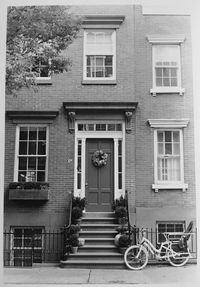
[125,189,131,240]
[62,191,73,259]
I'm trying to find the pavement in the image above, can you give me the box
[3,264,200,287]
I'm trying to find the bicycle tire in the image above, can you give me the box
[167,251,190,267]
[124,245,148,270]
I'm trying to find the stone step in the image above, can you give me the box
[68,252,123,261]
[78,245,118,253]
[82,237,115,246]
[83,212,115,218]
[60,259,125,269]
[80,224,118,231]
[81,217,117,224]
[79,230,118,238]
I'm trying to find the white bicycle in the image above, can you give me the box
[124,222,193,270]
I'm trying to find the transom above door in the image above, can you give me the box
[74,121,125,202]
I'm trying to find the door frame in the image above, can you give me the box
[74,120,125,200]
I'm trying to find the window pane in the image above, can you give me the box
[29,128,37,140]
[19,142,27,155]
[158,143,163,155]
[163,68,170,77]
[38,157,46,170]
[37,171,45,182]
[171,78,177,86]
[156,68,162,77]
[163,77,170,86]
[173,143,180,155]
[20,128,28,140]
[156,77,162,86]
[105,56,112,66]
[165,131,172,142]
[105,67,113,77]
[158,132,163,142]
[28,157,36,169]
[38,128,46,140]
[28,142,36,155]
[171,68,177,77]
[38,142,46,155]
[165,143,172,154]
[19,157,27,170]
[96,57,103,66]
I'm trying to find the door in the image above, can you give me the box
[86,139,114,212]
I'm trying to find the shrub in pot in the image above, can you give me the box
[69,224,80,235]
[115,206,127,224]
[118,234,130,254]
[112,195,127,211]
[68,234,79,253]
[71,206,83,225]
[72,196,87,210]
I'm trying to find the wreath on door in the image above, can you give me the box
[92,150,108,167]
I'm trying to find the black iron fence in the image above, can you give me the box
[4,230,64,267]
[4,228,197,267]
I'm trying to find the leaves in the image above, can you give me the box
[6,6,82,94]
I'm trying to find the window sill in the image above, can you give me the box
[82,80,117,85]
[35,77,52,85]
[152,183,188,192]
[150,87,185,96]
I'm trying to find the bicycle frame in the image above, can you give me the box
[138,234,191,260]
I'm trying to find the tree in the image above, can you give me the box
[6,6,82,95]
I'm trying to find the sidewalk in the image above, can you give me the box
[3,264,200,286]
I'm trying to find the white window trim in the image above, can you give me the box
[74,120,125,200]
[148,119,189,192]
[83,29,116,81]
[14,124,49,182]
[149,41,184,96]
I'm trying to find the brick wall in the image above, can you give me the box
[4,5,196,230]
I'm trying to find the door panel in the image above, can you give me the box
[86,139,114,212]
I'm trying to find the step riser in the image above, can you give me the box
[83,212,115,218]
[81,226,118,231]
[68,256,123,261]
[82,240,115,246]
[78,248,118,253]
[82,219,116,224]
[79,233,117,239]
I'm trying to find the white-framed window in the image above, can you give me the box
[151,44,184,95]
[10,227,44,266]
[148,119,189,192]
[83,29,116,80]
[154,129,184,188]
[15,125,48,182]
[157,221,185,243]
[31,55,51,78]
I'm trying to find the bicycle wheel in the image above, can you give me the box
[124,245,148,270]
[168,251,190,267]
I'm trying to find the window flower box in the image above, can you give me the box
[8,182,49,200]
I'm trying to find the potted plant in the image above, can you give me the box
[115,206,127,224]
[118,234,130,254]
[72,196,86,210]
[69,224,80,236]
[68,234,79,253]
[71,206,83,225]
[112,195,127,211]
[114,225,128,246]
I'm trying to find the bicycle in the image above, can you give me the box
[124,222,193,270]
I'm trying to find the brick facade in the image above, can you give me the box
[4,5,196,235]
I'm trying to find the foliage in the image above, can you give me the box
[68,234,79,247]
[69,224,80,235]
[112,195,127,211]
[9,181,49,190]
[6,5,82,94]
[118,234,130,247]
[71,206,83,220]
[115,206,127,218]
[72,196,86,210]
[116,225,128,234]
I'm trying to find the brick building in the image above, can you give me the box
[4,5,196,267]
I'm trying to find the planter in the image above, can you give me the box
[114,234,121,247]
[118,217,127,225]
[74,218,82,226]
[119,247,127,254]
[9,189,49,200]
[78,238,85,247]
[71,246,78,254]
